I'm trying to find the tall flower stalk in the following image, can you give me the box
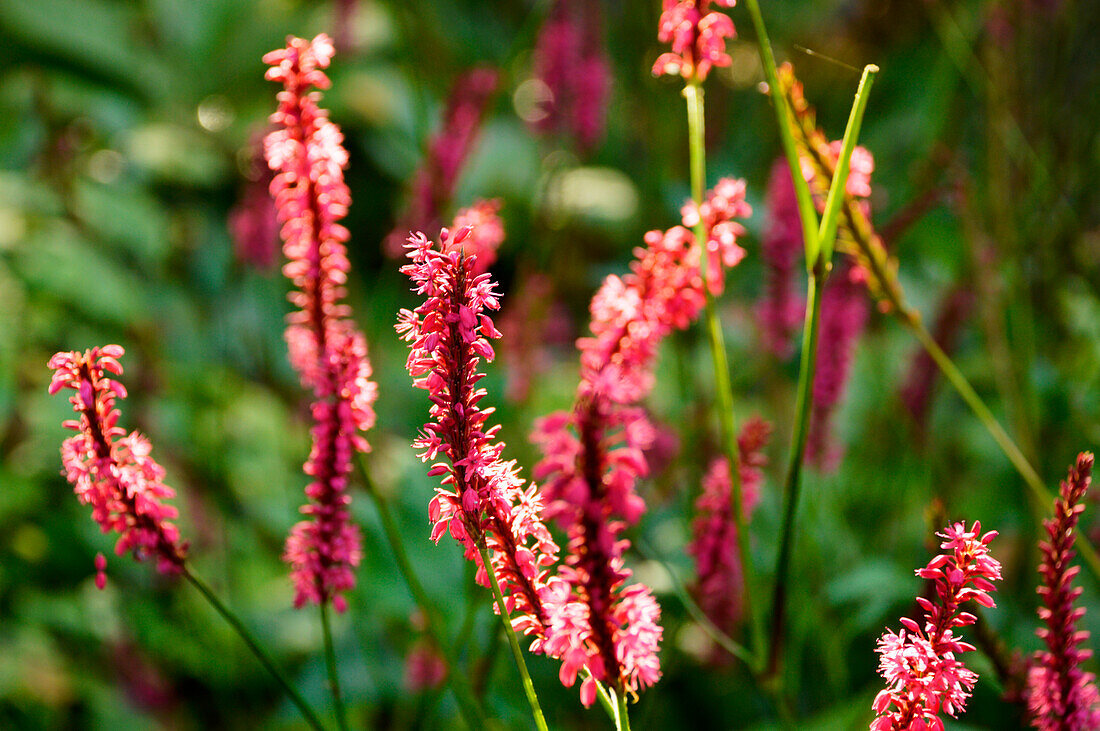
[397,226,560,731]
[49,346,326,731]
[1026,453,1100,730]
[264,34,379,728]
[653,0,767,664]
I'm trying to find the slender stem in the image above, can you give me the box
[615,689,632,731]
[817,65,879,265]
[683,80,764,664]
[768,273,825,677]
[320,602,348,731]
[477,543,549,731]
[906,319,1100,580]
[356,457,488,728]
[635,539,755,666]
[182,568,327,731]
[742,0,819,259]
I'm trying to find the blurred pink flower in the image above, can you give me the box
[228,134,280,269]
[653,0,737,82]
[900,287,973,431]
[756,159,806,357]
[872,521,1002,730]
[447,198,504,275]
[499,272,573,403]
[264,34,378,612]
[49,345,187,579]
[688,417,770,658]
[385,68,500,258]
[404,640,448,692]
[530,0,610,151]
[1026,452,1100,730]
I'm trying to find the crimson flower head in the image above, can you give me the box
[49,345,187,580]
[265,34,378,612]
[872,521,1002,730]
[1027,452,1100,730]
[397,226,564,649]
[653,0,737,82]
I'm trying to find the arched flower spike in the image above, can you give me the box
[872,521,1002,730]
[264,33,378,613]
[49,345,187,581]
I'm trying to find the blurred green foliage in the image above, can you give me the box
[1,0,1099,728]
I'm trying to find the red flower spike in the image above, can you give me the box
[49,346,188,578]
[871,521,1002,729]
[264,34,378,612]
[1026,452,1100,730]
[653,0,738,82]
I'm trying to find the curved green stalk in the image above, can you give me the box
[182,568,327,731]
[478,543,549,731]
[355,457,488,728]
[320,602,348,731]
[683,80,764,667]
[907,320,1100,579]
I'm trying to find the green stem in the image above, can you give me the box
[742,0,819,258]
[817,65,879,264]
[477,543,549,731]
[320,602,348,731]
[768,273,824,677]
[683,80,764,666]
[615,689,632,731]
[356,457,488,728]
[907,319,1100,580]
[182,568,327,731]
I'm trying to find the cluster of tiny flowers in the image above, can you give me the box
[531,179,749,702]
[1026,453,1100,730]
[756,159,806,357]
[447,198,505,275]
[49,346,187,580]
[385,67,500,258]
[397,228,567,648]
[530,0,610,151]
[872,521,1002,730]
[653,0,737,81]
[264,34,378,612]
[687,417,770,655]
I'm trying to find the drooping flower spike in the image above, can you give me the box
[871,521,1002,730]
[264,33,378,612]
[532,178,750,703]
[653,0,737,82]
[1026,452,1100,730]
[49,345,187,581]
[397,227,567,650]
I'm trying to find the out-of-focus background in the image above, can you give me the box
[1,0,1099,728]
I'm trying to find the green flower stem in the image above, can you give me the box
[320,602,348,731]
[907,319,1100,579]
[615,689,632,731]
[817,65,879,265]
[767,273,824,677]
[356,457,488,729]
[767,63,878,680]
[477,543,549,731]
[181,567,327,731]
[683,80,764,667]
[741,0,819,257]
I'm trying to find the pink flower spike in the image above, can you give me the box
[870,520,1001,730]
[264,34,377,612]
[1026,452,1100,730]
[48,346,188,577]
[654,0,737,82]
